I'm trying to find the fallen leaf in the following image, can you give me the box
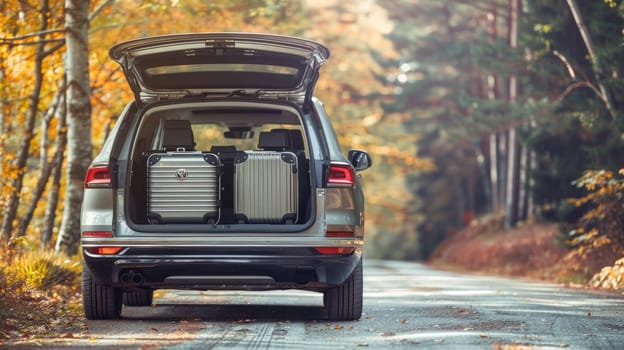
[60,333,74,339]
[380,332,395,337]
[88,336,97,342]
[587,311,592,317]
[335,325,344,330]
[401,319,408,324]
[151,327,158,332]
[479,334,489,338]
[357,343,369,347]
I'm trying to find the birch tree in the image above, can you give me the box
[55,0,92,254]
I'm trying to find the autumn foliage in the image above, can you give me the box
[567,170,624,289]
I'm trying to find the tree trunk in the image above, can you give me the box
[504,0,520,228]
[504,128,520,227]
[41,88,67,247]
[518,144,530,220]
[565,0,618,120]
[0,0,50,242]
[497,131,508,210]
[55,0,92,255]
[0,64,6,173]
[16,86,64,238]
[485,4,503,215]
[488,133,500,212]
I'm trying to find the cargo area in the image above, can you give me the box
[124,104,314,227]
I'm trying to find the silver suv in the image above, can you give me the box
[81,33,371,321]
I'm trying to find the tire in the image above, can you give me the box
[324,259,363,321]
[123,288,154,307]
[82,268,122,320]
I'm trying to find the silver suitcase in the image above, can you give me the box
[147,152,221,224]
[234,151,298,224]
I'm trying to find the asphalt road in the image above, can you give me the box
[11,260,624,349]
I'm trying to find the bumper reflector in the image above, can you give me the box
[86,247,123,255]
[314,247,355,255]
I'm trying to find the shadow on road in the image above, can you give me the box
[122,303,328,322]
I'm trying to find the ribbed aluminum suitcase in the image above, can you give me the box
[147,152,221,224]
[233,151,298,224]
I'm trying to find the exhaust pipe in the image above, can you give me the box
[132,272,144,284]
[120,270,144,285]
[120,272,130,283]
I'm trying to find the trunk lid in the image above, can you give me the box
[109,33,329,109]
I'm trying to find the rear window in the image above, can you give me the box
[191,123,304,153]
[135,51,305,90]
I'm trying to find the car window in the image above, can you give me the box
[191,123,306,153]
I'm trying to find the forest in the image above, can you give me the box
[1,0,623,309]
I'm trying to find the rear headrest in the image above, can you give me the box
[268,129,305,151]
[258,131,288,151]
[163,120,195,151]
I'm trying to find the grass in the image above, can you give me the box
[0,244,85,344]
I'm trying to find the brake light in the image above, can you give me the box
[82,231,113,238]
[326,231,354,237]
[328,164,354,186]
[84,165,111,188]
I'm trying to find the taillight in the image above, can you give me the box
[315,231,355,255]
[326,231,354,237]
[82,231,122,255]
[82,231,113,238]
[84,165,111,188]
[328,164,354,186]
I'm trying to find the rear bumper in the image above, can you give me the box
[83,247,361,291]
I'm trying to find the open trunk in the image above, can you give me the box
[124,101,314,229]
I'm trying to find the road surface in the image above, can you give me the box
[9,260,624,349]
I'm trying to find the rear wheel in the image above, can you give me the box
[123,288,154,307]
[82,268,122,320]
[324,259,363,321]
